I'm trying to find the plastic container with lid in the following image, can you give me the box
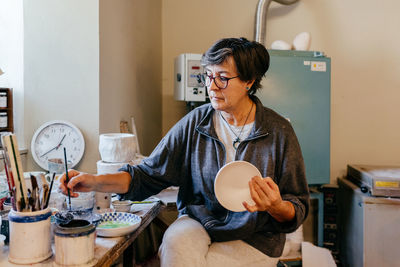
[0,92,7,108]
[0,112,7,128]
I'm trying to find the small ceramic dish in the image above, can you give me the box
[66,192,95,212]
[94,208,115,214]
[214,161,261,212]
[97,212,141,237]
[111,200,133,212]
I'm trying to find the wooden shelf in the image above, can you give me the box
[0,88,13,133]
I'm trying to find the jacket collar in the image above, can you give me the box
[195,95,270,139]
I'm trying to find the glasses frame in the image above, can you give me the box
[200,73,240,89]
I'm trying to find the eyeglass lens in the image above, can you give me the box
[200,74,228,89]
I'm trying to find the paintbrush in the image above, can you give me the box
[27,188,35,211]
[39,173,49,210]
[2,134,28,211]
[2,150,13,196]
[44,172,56,209]
[63,147,72,211]
[30,175,39,211]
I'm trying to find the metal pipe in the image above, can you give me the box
[254,0,299,44]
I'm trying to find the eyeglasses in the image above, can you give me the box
[199,73,239,89]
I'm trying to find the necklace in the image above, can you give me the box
[219,103,254,150]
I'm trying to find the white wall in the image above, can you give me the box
[0,0,24,144]
[99,0,162,156]
[24,0,100,173]
[162,0,400,183]
[22,0,162,173]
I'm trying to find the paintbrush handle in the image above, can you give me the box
[44,172,56,209]
[2,155,13,193]
[2,134,29,211]
[63,147,72,210]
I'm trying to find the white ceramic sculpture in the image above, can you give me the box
[292,32,311,51]
[96,160,133,174]
[99,133,136,163]
[271,40,292,50]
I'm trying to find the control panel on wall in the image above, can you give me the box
[174,53,206,102]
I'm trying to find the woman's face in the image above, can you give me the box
[205,56,253,113]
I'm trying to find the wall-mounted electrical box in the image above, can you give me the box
[174,53,206,102]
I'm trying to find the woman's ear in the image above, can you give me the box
[246,80,255,91]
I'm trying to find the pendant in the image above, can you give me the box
[233,138,240,150]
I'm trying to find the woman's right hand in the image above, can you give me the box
[58,169,97,197]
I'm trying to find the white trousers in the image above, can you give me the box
[158,215,279,267]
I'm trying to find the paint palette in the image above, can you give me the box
[96,212,141,237]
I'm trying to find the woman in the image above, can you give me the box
[60,37,309,267]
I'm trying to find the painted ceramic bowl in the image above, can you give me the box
[97,212,141,237]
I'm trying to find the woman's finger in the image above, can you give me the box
[242,201,258,212]
[67,175,83,190]
[249,178,262,204]
[253,176,272,197]
[264,177,279,191]
[252,180,267,202]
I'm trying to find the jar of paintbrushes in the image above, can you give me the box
[1,134,54,264]
[8,207,53,264]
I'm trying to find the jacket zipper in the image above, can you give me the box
[234,132,270,159]
[198,131,227,165]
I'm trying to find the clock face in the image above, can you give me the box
[31,120,85,171]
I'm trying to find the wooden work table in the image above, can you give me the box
[0,201,162,267]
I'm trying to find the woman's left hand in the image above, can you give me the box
[243,176,282,212]
[243,176,295,222]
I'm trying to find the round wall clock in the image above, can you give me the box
[31,120,85,171]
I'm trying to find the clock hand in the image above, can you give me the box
[40,134,67,158]
[40,146,58,158]
[55,134,66,150]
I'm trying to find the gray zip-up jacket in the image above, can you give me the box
[119,96,309,257]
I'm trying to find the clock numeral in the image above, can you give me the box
[44,134,50,139]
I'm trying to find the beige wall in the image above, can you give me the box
[162,0,400,182]
[23,0,162,173]
[24,0,100,173]
[99,0,162,156]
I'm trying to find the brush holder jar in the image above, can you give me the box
[8,207,52,264]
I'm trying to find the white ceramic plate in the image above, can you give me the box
[214,161,261,212]
[97,212,141,237]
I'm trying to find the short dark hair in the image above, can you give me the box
[201,37,270,95]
